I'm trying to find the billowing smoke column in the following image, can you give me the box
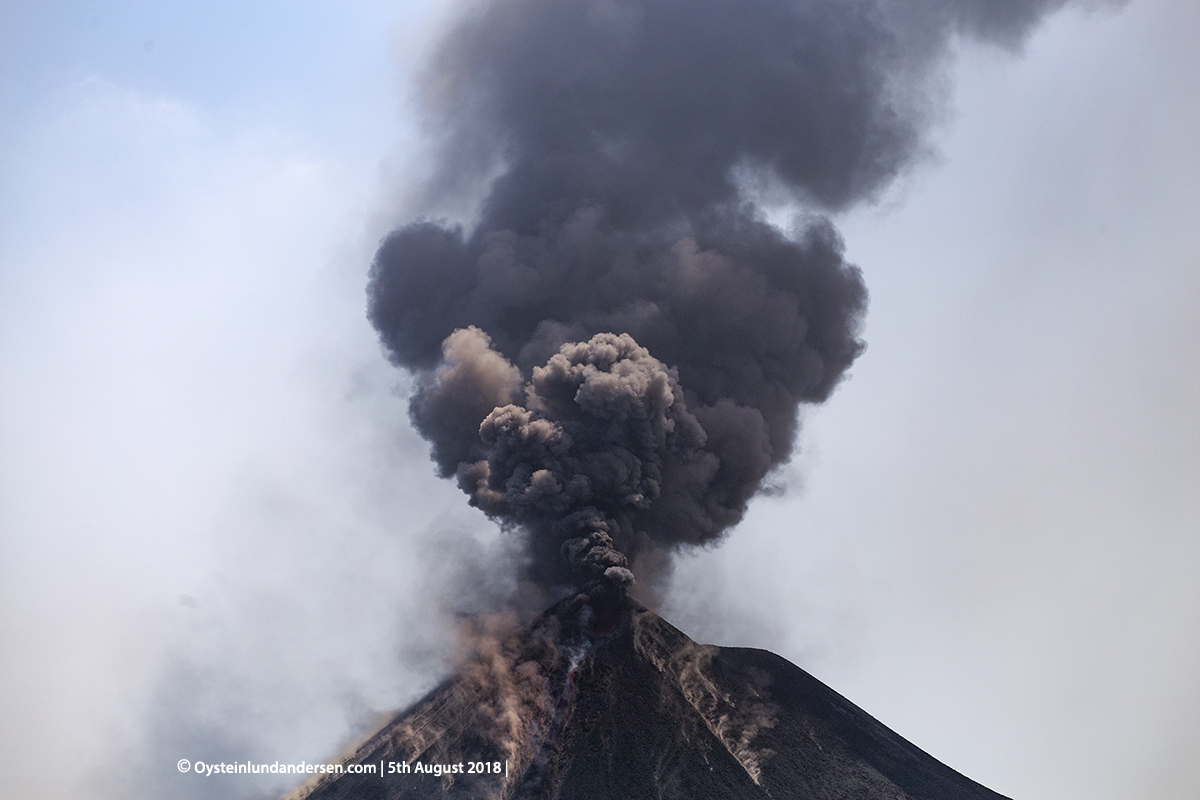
[369,0,1080,592]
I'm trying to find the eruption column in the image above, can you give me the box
[368,0,1091,592]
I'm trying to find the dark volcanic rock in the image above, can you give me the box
[285,593,1010,800]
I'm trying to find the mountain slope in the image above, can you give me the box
[285,592,1010,800]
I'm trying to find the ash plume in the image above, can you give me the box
[369,0,1090,593]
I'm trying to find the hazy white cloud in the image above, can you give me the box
[0,71,487,799]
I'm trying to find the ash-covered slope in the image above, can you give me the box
[286,591,1009,800]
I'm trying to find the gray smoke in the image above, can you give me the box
[454,330,712,588]
[368,0,1087,592]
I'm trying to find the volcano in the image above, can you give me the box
[285,590,1009,800]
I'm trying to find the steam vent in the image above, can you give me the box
[284,591,1009,800]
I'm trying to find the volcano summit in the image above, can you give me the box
[285,590,1009,800]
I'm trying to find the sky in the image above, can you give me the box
[1,1,1197,799]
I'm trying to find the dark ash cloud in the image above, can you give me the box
[368,0,1089,593]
